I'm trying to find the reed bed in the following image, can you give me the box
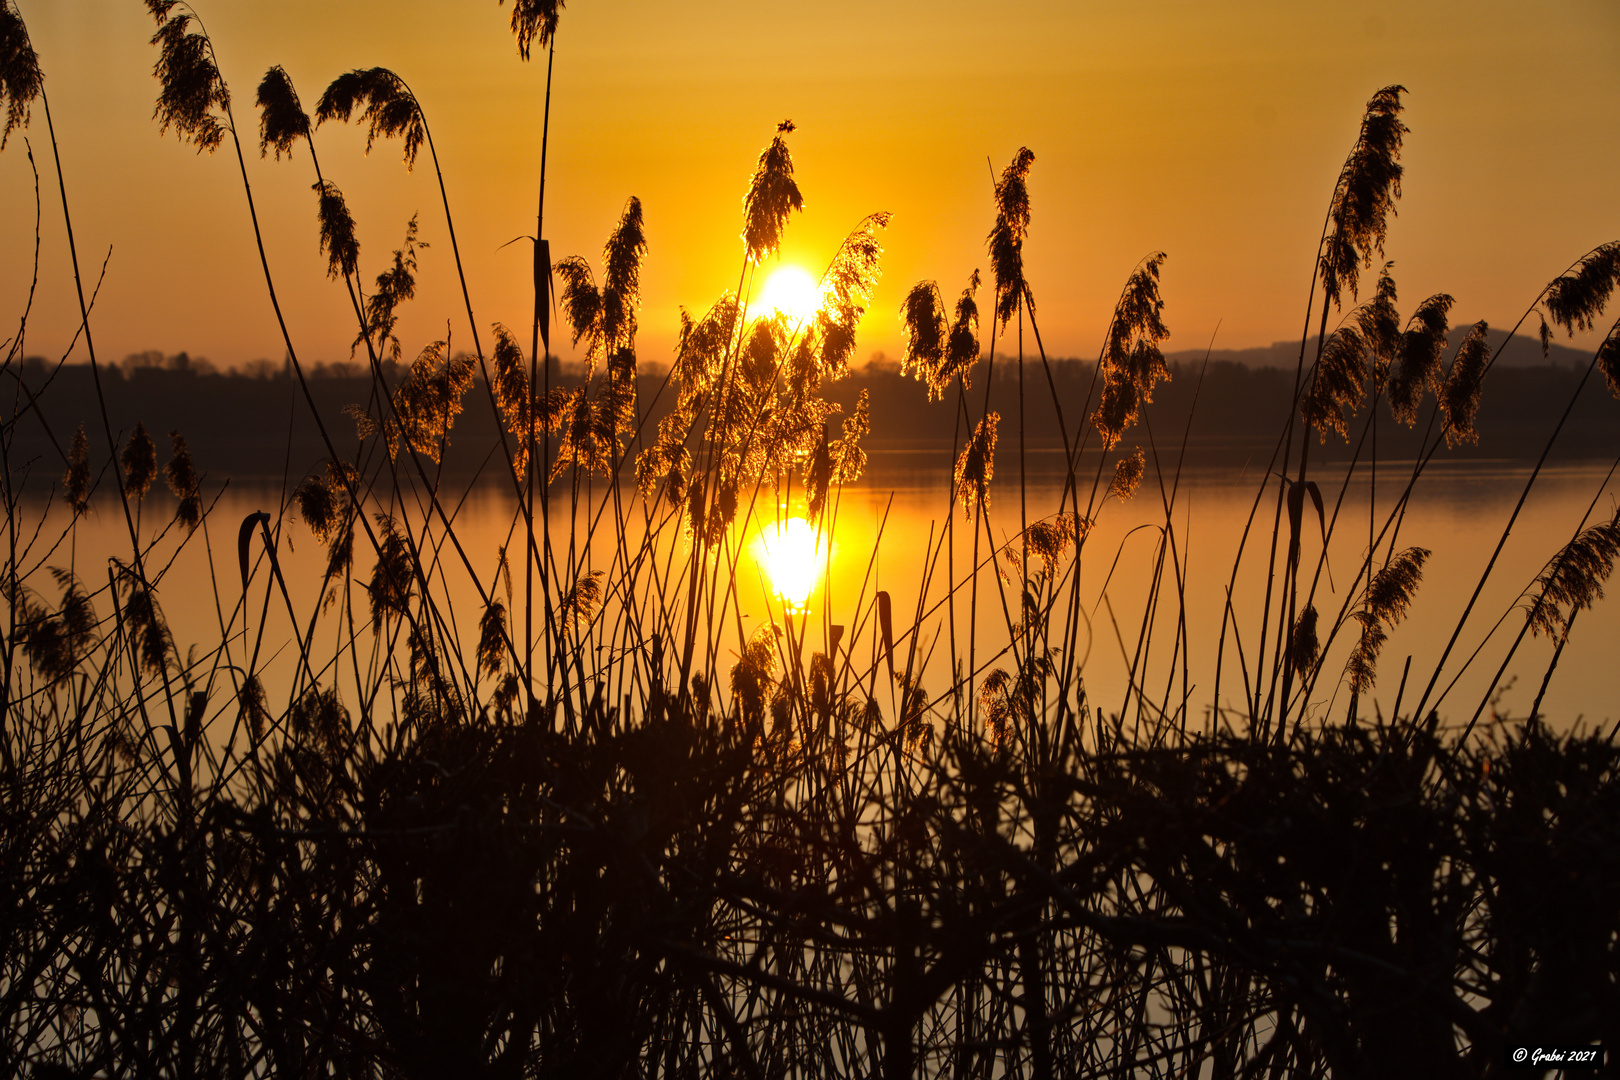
[2,3,1619,1076]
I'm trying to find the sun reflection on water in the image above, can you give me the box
[753,516,825,611]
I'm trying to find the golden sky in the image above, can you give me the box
[4,0,1618,372]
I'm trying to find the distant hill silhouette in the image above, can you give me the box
[1163,327,1591,371]
[6,336,1618,487]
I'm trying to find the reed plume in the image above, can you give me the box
[1318,86,1406,309]
[1598,320,1620,400]
[368,514,414,628]
[810,212,892,379]
[560,569,605,632]
[165,430,202,528]
[900,270,983,399]
[310,181,361,280]
[742,120,803,264]
[1287,604,1320,673]
[490,323,532,478]
[237,673,268,740]
[1301,326,1367,441]
[555,197,645,374]
[0,1,42,149]
[899,281,946,393]
[500,0,563,58]
[357,215,425,361]
[1023,513,1087,578]
[117,570,174,678]
[1093,254,1170,448]
[254,65,308,160]
[1441,321,1490,446]
[143,1,229,152]
[18,571,95,685]
[478,600,509,677]
[121,422,157,499]
[1108,447,1145,501]
[1387,293,1454,425]
[1542,241,1620,335]
[1356,264,1400,380]
[988,147,1034,330]
[955,412,999,517]
[376,341,477,462]
[293,469,342,544]
[60,424,90,515]
[1525,509,1620,642]
[1345,546,1429,694]
[316,68,426,169]
[549,386,615,480]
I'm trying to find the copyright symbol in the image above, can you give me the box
[1513,1048,1529,1063]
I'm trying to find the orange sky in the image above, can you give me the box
[4,0,1618,373]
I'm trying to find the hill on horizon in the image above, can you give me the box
[1163,328,1591,371]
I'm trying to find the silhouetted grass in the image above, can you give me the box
[3,5,1620,1076]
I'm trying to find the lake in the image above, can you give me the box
[16,453,1619,743]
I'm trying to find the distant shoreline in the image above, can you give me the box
[8,333,1616,485]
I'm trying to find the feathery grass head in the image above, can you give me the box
[389,341,476,461]
[900,281,946,393]
[313,180,360,280]
[561,570,605,632]
[1356,264,1400,379]
[19,570,96,684]
[1108,447,1146,501]
[477,599,508,678]
[810,212,891,379]
[988,147,1034,331]
[165,430,202,529]
[556,197,646,373]
[1597,319,1620,401]
[316,68,425,169]
[674,295,739,398]
[293,471,339,543]
[954,412,999,519]
[490,322,531,478]
[119,573,174,679]
[946,270,982,387]
[368,513,413,629]
[1288,605,1320,673]
[1387,293,1453,425]
[238,674,268,741]
[1543,242,1620,336]
[1093,254,1170,449]
[1302,326,1367,442]
[122,422,157,499]
[742,121,803,264]
[357,215,424,361]
[603,195,646,301]
[63,425,90,516]
[1318,85,1406,310]
[255,65,309,160]
[1525,509,1620,642]
[900,272,981,399]
[0,2,43,151]
[144,2,230,153]
[1441,320,1490,447]
[1023,513,1087,578]
[1345,546,1428,694]
[501,0,563,59]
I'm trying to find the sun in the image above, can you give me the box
[753,517,825,610]
[756,265,822,325]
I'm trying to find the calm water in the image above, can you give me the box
[18,457,1619,739]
